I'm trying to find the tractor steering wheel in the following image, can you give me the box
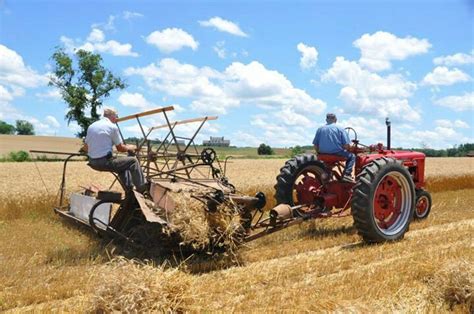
[344,127,358,144]
[345,127,370,150]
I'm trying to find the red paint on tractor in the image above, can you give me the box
[323,181,354,209]
[356,150,426,188]
[373,174,402,229]
[416,195,429,216]
[295,171,321,205]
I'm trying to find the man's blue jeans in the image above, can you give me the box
[88,156,147,192]
[333,150,355,176]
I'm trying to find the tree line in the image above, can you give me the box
[0,120,35,135]
[411,143,474,157]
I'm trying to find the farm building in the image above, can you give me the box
[202,136,230,147]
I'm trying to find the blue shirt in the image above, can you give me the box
[312,123,350,154]
[85,118,122,158]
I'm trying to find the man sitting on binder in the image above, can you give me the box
[83,108,148,194]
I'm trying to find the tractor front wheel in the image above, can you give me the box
[414,189,432,220]
[351,157,415,243]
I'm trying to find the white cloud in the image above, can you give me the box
[125,58,326,117]
[353,31,431,71]
[409,126,473,149]
[190,98,239,115]
[434,52,474,66]
[92,11,143,32]
[323,56,419,121]
[0,84,13,103]
[36,89,62,100]
[61,28,139,57]
[199,17,248,37]
[223,61,326,114]
[0,44,47,89]
[0,45,47,122]
[213,41,226,59]
[125,58,224,99]
[92,15,116,31]
[45,115,60,128]
[212,42,249,60]
[434,92,474,111]
[93,40,138,57]
[421,66,471,86]
[145,28,198,53]
[454,120,470,128]
[67,121,82,134]
[87,28,105,43]
[297,43,318,70]
[248,115,312,147]
[0,101,22,120]
[336,116,472,149]
[118,92,152,108]
[339,116,388,144]
[232,130,262,147]
[435,119,470,129]
[123,11,143,20]
[171,104,185,113]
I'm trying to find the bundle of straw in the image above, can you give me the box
[156,186,242,252]
[89,257,191,312]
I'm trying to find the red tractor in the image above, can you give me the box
[274,118,432,243]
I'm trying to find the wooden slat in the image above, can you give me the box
[29,150,84,156]
[149,116,218,131]
[116,106,174,122]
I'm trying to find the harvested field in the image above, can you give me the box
[0,135,82,157]
[0,157,473,312]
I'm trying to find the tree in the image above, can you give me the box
[49,48,126,137]
[0,121,15,134]
[257,143,274,155]
[290,145,304,157]
[15,120,35,135]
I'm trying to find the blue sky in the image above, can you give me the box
[0,0,473,148]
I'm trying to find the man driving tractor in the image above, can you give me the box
[83,108,148,194]
[313,113,355,183]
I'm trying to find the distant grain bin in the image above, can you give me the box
[203,136,230,147]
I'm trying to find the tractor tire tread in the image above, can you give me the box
[351,157,415,243]
[274,153,326,206]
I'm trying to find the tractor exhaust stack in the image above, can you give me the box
[386,117,391,150]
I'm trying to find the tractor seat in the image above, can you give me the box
[317,154,347,163]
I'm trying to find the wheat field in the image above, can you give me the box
[0,135,82,157]
[0,158,473,312]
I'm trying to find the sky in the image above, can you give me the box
[0,0,473,149]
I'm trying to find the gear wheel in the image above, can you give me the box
[201,148,217,165]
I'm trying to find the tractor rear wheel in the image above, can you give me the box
[274,153,328,206]
[414,189,432,220]
[351,157,415,243]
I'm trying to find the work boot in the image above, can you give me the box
[341,174,355,183]
[136,181,151,195]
